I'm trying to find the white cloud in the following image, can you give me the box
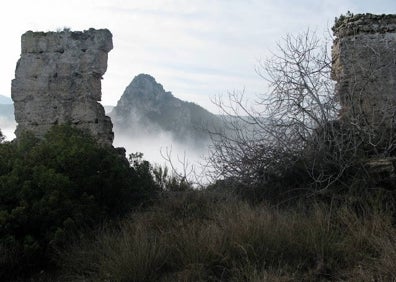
[1,0,395,112]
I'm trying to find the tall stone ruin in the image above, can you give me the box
[332,14,396,127]
[11,28,114,145]
[332,13,396,178]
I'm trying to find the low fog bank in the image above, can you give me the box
[113,128,211,184]
[0,118,16,141]
[0,108,213,184]
[0,103,16,141]
[1,127,16,141]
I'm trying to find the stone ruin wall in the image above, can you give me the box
[331,14,396,127]
[11,28,114,145]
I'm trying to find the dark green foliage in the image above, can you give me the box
[0,125,159,280]
[152,165,192,192]
[130,152,193,193]
[128,152,159,196]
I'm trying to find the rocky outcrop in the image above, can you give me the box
[331,13,396,127]
[110,74,220,145]
[11,28,114,145]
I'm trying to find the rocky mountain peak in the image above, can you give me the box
[111,74,219,145]
[122,74,173,102]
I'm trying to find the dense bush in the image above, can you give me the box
[0,125,160,280]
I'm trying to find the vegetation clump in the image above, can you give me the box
[0,125,160,280]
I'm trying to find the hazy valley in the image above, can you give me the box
[0,74,221,175]
[109,74,222,174]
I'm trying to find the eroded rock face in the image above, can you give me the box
[12,28,114,145]
[331,13,396,127]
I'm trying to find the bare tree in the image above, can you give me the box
[207,30,334,188]
[159,146,212,190]
[207,28,396,195]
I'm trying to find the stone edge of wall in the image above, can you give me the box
[333,13,396,37]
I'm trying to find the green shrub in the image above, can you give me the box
[0,125,160,280]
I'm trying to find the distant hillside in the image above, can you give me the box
[110,74,221,146]
[0,95,12,104]
[0,104,13,117]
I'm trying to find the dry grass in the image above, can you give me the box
[57,191,396,281]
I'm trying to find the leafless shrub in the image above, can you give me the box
[207,29,396,196]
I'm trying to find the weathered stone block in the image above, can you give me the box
[332,13,396,127]
[12,28,114,145]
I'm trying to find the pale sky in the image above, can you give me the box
[1,0,395,113]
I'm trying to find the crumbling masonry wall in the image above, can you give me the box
[11,28,114,145]
[332,14,396,127]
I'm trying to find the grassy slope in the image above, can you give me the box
[57,191,396,281]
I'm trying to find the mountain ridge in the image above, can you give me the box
[110,74,220,146]
[0,95,12,104]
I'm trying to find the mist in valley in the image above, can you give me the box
[106,73,223,184]
[0,105,213,185]
[0,123,16,141]
[0,104,16,141]
[112,116,213,185]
